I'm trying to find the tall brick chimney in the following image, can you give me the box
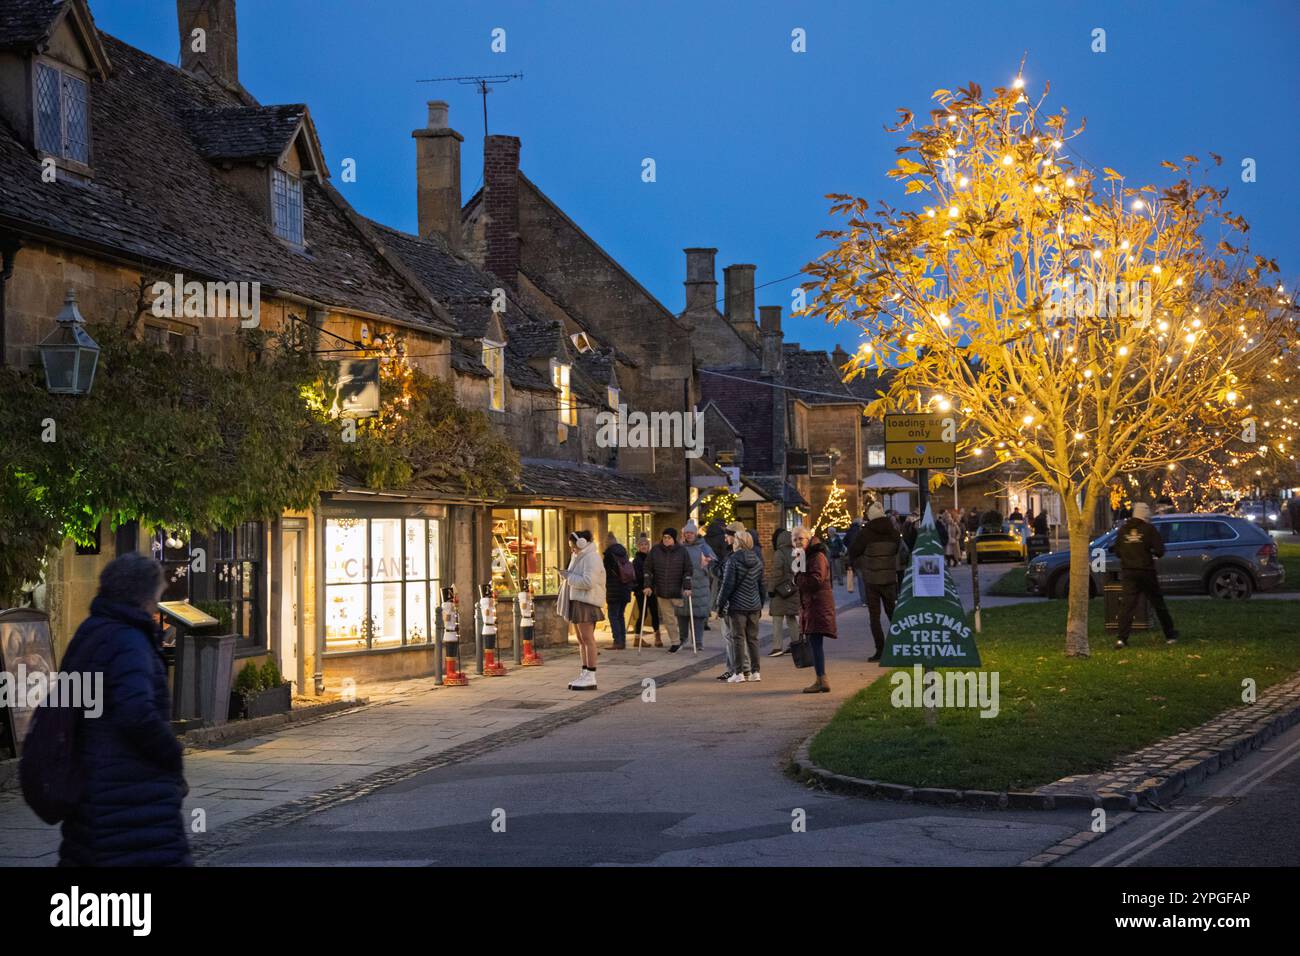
[177,0,239,90]
[724,264,759,343]
[683,248,718,314]
[482,135,521,285]
[760,305,784,377]
[413,101,463,253]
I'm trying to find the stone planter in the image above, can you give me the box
[229,682,292,721]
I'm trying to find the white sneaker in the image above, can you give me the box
[568,669,597,690]
[746,671,762,682]
[726,672,747,684]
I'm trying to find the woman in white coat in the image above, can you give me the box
[561,529,606,690]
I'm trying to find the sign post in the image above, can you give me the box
[884,413,955,516]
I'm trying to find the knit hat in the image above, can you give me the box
[682,520,698,534]
[1132,502,1152,521]
[726,521,745,534]
[662,528,678,542]
[867,502,885,520]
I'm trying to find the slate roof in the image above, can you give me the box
[0,0,62,48]
[744,474,808,508]
[780,346,859,404]
[844,367,894,403]
[183,104,306,163]
[513,459,674,508]
[698,367,777,472]
[0,31,452,336]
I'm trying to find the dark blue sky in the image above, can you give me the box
[94,0,1299,356]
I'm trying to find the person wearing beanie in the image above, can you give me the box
[849,501,903,661]
[643,528,693,651]
[1113,502,1179,649]
[679,520,717,652]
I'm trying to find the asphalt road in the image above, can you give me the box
[205,599,1081,867]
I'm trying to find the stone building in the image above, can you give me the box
[0,0,695,698]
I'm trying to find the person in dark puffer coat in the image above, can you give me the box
[59,554,191,867]
[714,530,766,681]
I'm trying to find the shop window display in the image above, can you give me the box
[491,507,562,598]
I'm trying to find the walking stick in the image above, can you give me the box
[636,592,647,655]
[686,589,698,654]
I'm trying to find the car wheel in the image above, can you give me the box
[1208,566,1253,599]
[1048,571,1068,599]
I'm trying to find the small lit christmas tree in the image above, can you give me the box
[699,489,736,526]
[815,480,851,534]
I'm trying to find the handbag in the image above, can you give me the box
[774,579,797,600]
[788,632,816,669]
[555,580,571,622]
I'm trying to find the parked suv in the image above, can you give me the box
[1025,513,1284,599]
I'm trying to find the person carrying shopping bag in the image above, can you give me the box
[792,525,837,693]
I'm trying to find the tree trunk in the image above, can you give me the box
[1064,512,1093,657]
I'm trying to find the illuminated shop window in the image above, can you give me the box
[324,516,441,652]
[490,507,562,598]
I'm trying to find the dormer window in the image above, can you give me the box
[607,386,620,410]
[483,339,505,411]
[35,61,90,166]
[271,167,304,245]
[551,359,576,428]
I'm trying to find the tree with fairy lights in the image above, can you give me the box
[699,488,737,526]
[802,76,1296,656]
[815,480,852,534]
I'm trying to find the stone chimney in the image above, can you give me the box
[832,344,850,375]
[683,248,718,313]
[177,0,239,89]
[413,101,463,253]
[760,305,784,377]
[483,135,521,285]
[724,264,759,341]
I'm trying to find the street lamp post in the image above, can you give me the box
[39,289,100,395]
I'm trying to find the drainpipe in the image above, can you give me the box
[0,235,21,367]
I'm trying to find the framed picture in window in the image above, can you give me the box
[0,609,57,758]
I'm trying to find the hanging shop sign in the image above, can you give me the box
[329,358,380,419]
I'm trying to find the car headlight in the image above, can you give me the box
[1268,513,1278,521]
[1029,561,1046,573]
[1245,514,1256,521]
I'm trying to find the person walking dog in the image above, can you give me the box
[792,525,837,693]
[1114,502,1180,649]
[561,530,606,689]
[715,529,765,683]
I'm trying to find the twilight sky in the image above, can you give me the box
[92,0,1299,357]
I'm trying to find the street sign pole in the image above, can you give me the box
[918,468,929,516]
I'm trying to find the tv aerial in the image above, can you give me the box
[417,73,523,137]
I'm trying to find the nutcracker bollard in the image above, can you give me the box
[518,580,543,666]
[440,585,469,686]
[478,584,507,676]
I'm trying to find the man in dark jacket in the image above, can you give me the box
[631,535,661,647]
[643,529,693,651]
[849,503,902,662]
[603,533,633,649]
[1114,503,1179,649]
[59,553,191,867]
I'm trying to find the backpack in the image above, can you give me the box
[617,555,636,586]
[19,620,109,825]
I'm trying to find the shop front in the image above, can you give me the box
[313,488,486,688]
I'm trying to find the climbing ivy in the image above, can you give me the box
[0,316,517,606]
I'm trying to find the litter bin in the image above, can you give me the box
[173,629,237,725]
[1103,572,1150,631]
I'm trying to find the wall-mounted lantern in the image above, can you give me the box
[39,289,100,395]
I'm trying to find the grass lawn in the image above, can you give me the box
[1278,538,1299,592]
[988,564,1028,596]
[809,598,1300,792]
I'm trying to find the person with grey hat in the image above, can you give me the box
[677,520,716,653]
[1114,502,1179,649]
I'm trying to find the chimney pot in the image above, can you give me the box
[427,100,450,130]
[759,305,782,334]
[683,248,718,314]
[723,264,758,335]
